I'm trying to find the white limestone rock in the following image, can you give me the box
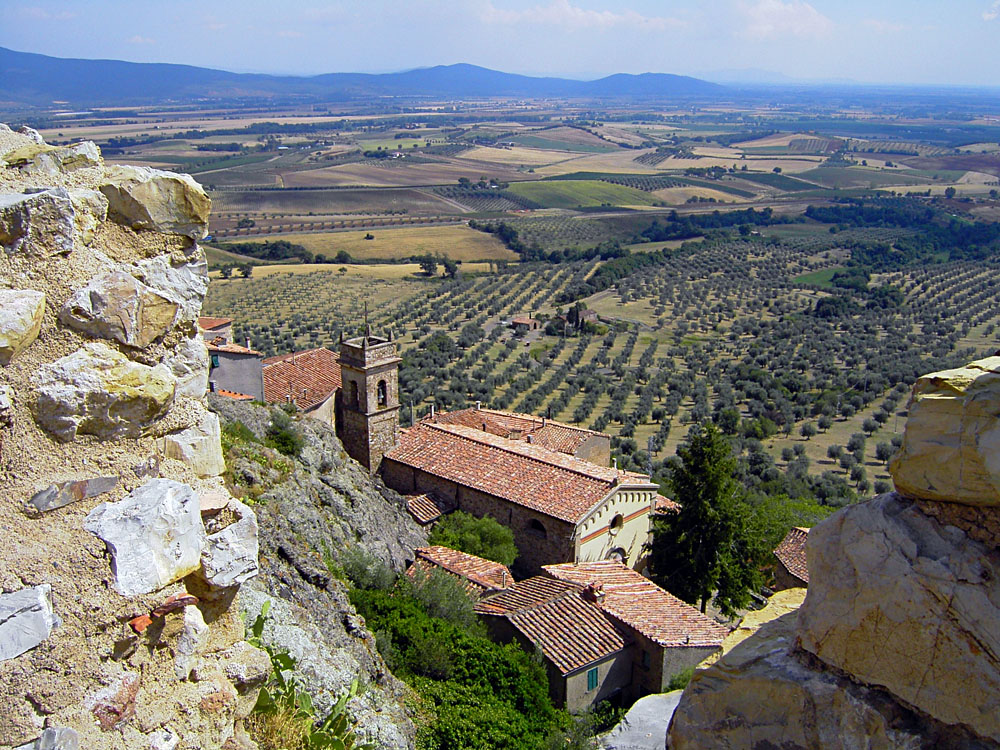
[84,479,206,597]
[0,189,76,256]
[14,727,80,750]
[32,342,176,441]
[16,126,44,145]
[200,498,259,589]
[797,492,1000,743]
[667,613,989,750]
[99,165,210,239]
[164,335,209,398]
[0,383,12,427]
[0,289,45,365]
[890,356,1000,505]
[67,188,108,246]
[2,141,102,176]
[0,585,59,662]
[162,411,225,478]
[133,256,209,324]
[174,605,209,680]
[60,270,178,348]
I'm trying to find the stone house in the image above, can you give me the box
[198,316,264,401]
[474,561,726,710]
[263,347,342,425]
[511,315,539,333]
[773,526,810,590]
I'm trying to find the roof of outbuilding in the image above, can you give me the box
[385,422,639,524]
[405,493,447,525]
[262,348,341,411]
[409,546,513,594]
[476,576,629,674]
[215,388,254,401]
[542,561,728,649]
[429,407,604,456]
[207,338,262,356]
[774,527,810,584]
[198,316,233,330]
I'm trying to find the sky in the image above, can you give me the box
[1,0,999,86]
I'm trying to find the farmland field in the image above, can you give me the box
[506,180,660,208]
[221,224,517,262]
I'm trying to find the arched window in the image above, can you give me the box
[377,379,388,408]
[526,518,547,539]
[608,514,624,535]
[348,381,359,408]
[607,547,626,563]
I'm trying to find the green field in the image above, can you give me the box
[506,179,659,209]
[794,166,928,189]
[736,172,818,191]
[792,267,844,287]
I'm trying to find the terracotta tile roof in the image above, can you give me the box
[405,493,450,525]
[262,348,341,411]
[207,338,262,356]
[409,546,513,594]
[774,527,810,584]
[215,388,254,401]
[511,316,535,325]
[543,561,728,649]
[431,407,606,458]
[386,422,626,524]
[653,496,680,514]
[476,576,629,674]
[475,577,579,616]
[198,316,233,330]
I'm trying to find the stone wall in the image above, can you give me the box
[0,126,264,750]
[667,355,1000,750]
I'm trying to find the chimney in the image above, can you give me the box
[430,404,435,418]
[581,582,605,604]
[208,380,217,393]
[526,435,533,444]
[476,401,481,410]
[501,570,508,588]
[246,338,251,350]
[612,458,618,470]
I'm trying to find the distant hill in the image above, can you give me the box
[0,47,724,106]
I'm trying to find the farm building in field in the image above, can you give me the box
[198,316,265,401]
[263,347,342,425]
[330,325,660,577]
[474,561,726,710]
[511,315,540,333]
[773,526,810,590]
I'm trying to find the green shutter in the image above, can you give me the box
[587,667,598,691]
[210,354,220,368]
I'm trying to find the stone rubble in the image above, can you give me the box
[199,498,260,589]
[0,188,77,255]
[0,288,45,365]
[26,476,119,514]
[161,411,225,478]
[99,165,210,239]
[14,727,81,750]
[0,585,59,662]
[84,479,206,597]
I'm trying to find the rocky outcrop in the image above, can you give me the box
[0,125,264,750]
[210,397,427,749]
[668,355,1000,750]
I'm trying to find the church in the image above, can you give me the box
[333,327,660,575]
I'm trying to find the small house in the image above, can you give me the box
[773,527,810,590]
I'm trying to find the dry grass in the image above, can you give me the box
[222,260,502,279]
[535,149,663,176]
[228,225,515,262]
[651,186,745,204]
[459,146,578,166]
[245,709,309,750]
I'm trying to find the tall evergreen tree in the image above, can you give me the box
[647,423,768,616]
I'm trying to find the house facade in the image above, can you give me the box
[199,317,264,401]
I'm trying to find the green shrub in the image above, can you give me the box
[667,665,696,691]
[265,409,304,457]
[428,511,518,566]
[341,546,397,591]
[406,567,482,633]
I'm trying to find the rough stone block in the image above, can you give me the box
[60,271,178,348]
[32,342,176,441]
[0,383,12,427]
[667,613,992,750]
[0,585,59,662]
[0,188,76,255]
[165,335,209,398]
[134,256,209,325]
[162,411,225,478]
[797,492,1000,742]
[67,188,107,246]
[200,498,259,589]
[84,479,206,597]
[0,289,45,365]
[27,476,118,514]
[890,356,1000,505]
[3,141,102,176]
[13,727,80,750]
[100,165,210,239]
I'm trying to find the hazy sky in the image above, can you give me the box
[2,0,998,86]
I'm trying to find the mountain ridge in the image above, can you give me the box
[0,47,724,106]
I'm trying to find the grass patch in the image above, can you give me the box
[792,267,844,287]
[512,135,616,153]
[735,172,819,191]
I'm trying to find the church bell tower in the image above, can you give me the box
[336,324,401,473]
